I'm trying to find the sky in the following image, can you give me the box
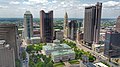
[0,0,120,18]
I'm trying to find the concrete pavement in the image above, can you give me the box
[64,62,71,67]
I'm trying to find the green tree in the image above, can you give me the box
[15,59,21,67]
[26,45,34,54]
[88,55,96,62]
[36,62,44,67]
[34,45,42,52]
[29,60,35,67]
[21,51,26,60]
[46,62,53,67]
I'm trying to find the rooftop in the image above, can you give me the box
[0,40,5,45]
[31,36,41,40]
[0,40,10,49]
[51,50,75,56]
[25,11,32,14]
[0,24,16,28]
[82,62,96,67]
[43,43,71,51]
[93,44,104,48]
[54,29,61,31]
[94,62,108,67]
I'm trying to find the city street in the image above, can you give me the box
[21,40,29,67]
[65,39,119,67]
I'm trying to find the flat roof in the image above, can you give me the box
[0,24,16,27]
[18,28,24,30]
[94,62,108,67]
[43,43,71,51]
[31,37,41,40]
[54,29,60,31]
[84,62,96,67]
[100,33,105,35]
[0,40,5,45]
[94,44,104,47]
[51,50,75,56]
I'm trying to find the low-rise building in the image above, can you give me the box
[80,55,96,67]
[54,29,63,40]
[42,40,71,55]
[51,50,75,62]
[42,40,75,62]
[80,61,95,67]
[56,30,63,40]
[31,37,41,44]
[92,44,104,53]
[111,57,120,65]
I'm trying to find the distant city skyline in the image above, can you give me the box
[0,0,120,18]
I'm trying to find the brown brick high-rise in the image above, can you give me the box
[40,10,53,43]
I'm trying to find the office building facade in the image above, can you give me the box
[83,2,102,46]
[0,24,19,59]
[40,10,53,43]
[64,12,69,38]
[116,16,120,33]
[104,30,120,58]
[68,20,78,40]
[54,30,63,40]
[76,22,83,43]
[23,11,33,40]
[0,40,15,67]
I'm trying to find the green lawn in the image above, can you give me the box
[53,62,65,67]
[69,60,80,64]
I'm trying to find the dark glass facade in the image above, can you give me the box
[104,31,120,58]
[40,10,53,43]
[68,20,78,40]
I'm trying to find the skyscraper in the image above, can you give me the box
[64,12,69,38]
[40,10,53,43]
[68,20,78,40]
[0,24,19,59]
[23,11,33,40]
[104,30,120,58]
[116,16,120,32]
[83,2,102,46]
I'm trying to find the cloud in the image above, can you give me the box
[0,0,119,18]
[103,1,120,8]
[0,5,8,9]
[23,1,31,5]
[29,0,48,3]
[23,0,49,6]
[9,1,20,5]
[52,0,57,3]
